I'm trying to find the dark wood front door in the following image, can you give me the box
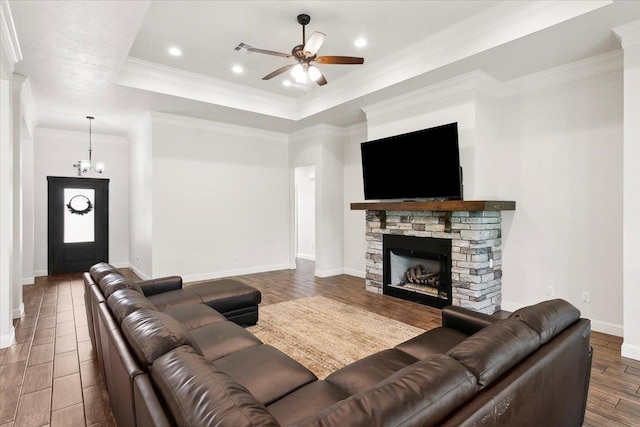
[48,177,109,274]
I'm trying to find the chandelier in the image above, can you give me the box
[73,116,105,176]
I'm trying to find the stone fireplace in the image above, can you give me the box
[352,201,515,314]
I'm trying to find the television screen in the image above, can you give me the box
[361,122,462,200]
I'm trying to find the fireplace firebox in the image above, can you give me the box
[383,234,452,309]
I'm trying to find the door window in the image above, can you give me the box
[63,188,95,243]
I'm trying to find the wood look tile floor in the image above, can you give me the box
[0,259,638,426]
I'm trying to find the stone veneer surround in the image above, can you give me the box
[365,210,503,314]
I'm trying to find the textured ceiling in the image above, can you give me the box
[8,0,640,136]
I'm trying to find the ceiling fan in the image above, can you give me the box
[235,14,364,86]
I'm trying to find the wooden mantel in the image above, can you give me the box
[350,200,516,212]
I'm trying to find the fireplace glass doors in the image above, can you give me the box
[383,234,452,309]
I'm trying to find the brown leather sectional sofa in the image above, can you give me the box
[84,263,592,427]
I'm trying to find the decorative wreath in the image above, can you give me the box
[66,195,93,216]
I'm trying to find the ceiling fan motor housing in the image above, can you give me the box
[297,14,311,26]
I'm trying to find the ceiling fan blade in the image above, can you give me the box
[247,47,294,59]
[316,56,364,65]
[304,32,326,56]
[262,63,296,80]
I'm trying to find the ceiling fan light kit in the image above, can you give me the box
[236,13,364,86]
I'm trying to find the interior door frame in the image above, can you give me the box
[47,176,110,274]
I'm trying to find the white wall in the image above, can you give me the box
[150,114,290,281]
[295,164,315,261]
[128,114,153,279]
[354,64,624,334]
[289,125,344,277]
[343,123,367,278]
[33,128,130,275]
[500,71,623,333]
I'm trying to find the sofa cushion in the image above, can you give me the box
[292,354,477,427]
[147,289,202,311]
[188,279,262,312]
[395,327,469,360]
[447,318,540,390]
[267,380,350,427]
[98,273,143,299]
[442,305,499,335]
[325,349,419,396]
[190,321,262,361]
[509,299,580,345]
[89,262,119,283]
[214,344,317,406]
[107,289,158,325]
[137,276,182,297]
[151,346,280,427]
[162,303,227,330]
[122,309,202,371]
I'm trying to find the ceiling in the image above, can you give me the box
[8,0,640,137]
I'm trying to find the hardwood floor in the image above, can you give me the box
[0,259,638,426]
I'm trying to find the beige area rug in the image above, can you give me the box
[248,296,424,379]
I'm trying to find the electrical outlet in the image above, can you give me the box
[582,291,591,303]
[546,286,554,297]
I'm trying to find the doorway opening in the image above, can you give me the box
[294,165,316,265]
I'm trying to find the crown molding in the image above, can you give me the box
[112,1,612,125]
[35,127,129,145]
[362,71,503,121]
[504,49,623,95]
[117,57,298,120]
[297,0,612,121]
[149,112,288,143]
[0,0,22,68]
[612,19,640,49]
[363,47,624,120]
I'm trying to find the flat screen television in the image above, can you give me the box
[361,122,462,200]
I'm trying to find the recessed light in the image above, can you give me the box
[282,80,292,87]
[354,38,367,48]
[232,65,244,74]
[168,47,182,56]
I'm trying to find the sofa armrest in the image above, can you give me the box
[137,276,183,297]
[441,306,499,336]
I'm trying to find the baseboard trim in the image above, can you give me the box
[591,320,623,337]
[343,268,365,279]
[0,326,16,349]
[296,253,316,261]
[621,343,640,361]
[128,265,150,280]
[315,268,344,278]
[112,262,130,269]
[21,277,34,285]
[182,264,291,283]
[13,302,24,319]
[501,300,623,337]
[34,269,47,277]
